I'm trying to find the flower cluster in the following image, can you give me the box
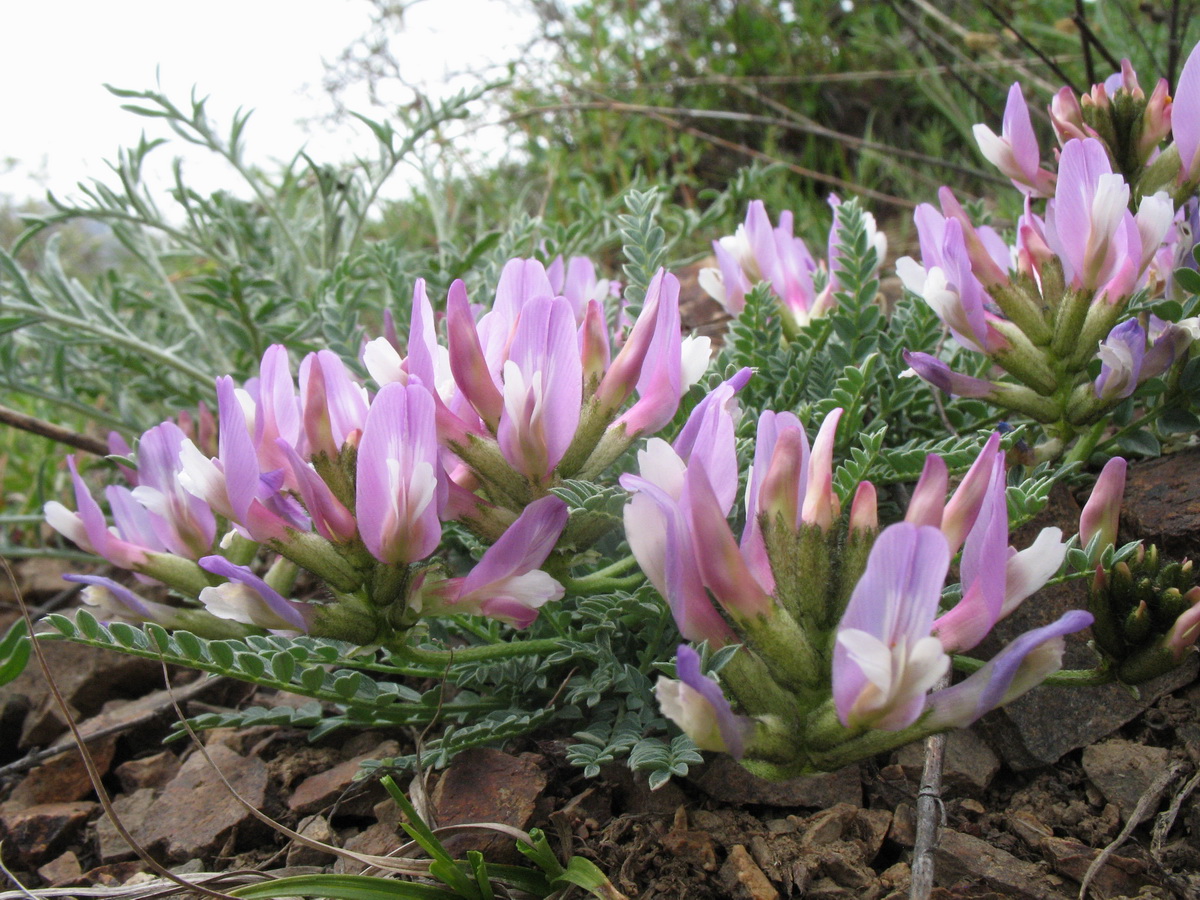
[626,375,1093,777]
[46,256,709,644]
[699,196,887,335]
[902,50,1200,455]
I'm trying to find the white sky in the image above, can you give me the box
[0,0,535,204]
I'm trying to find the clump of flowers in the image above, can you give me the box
[699,196,887,337]
[901,48,1200,460]
[624,375,1098,777]
[45,256,710,649]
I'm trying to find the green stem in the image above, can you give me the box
[389,637,566,666]
[952,655,1113,686]
[563,572,645,595]
[1062,420,1107,467]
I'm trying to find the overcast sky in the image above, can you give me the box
[0,0,534,203]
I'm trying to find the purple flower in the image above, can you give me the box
[128,422,216,559]
[1094,319,1146,399]
[926,611,1094,728]
[420,495,568,628]
[1173,41,1200,181]
[1045,139,1140,298]
[356,381,445,565]
[657,645,752,756]
[299,350,369,460]
[833,523,952,730]
[902,351,998,400]
[1079,457,1126,550]
[198,556,315,632]
[65,574,186,627]
[498,295,583,480]
[973,83,1056,196]
[45,457,153,570]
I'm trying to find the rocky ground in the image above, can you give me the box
[1,455,1199,900]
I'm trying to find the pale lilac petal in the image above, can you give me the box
[1174,41,1200,177]
[612,272,683,436]
[902,351,997,399]
[941,433,1002,554]
[670,644,751,757]
[926,610,1094,728]
[933,461,1009,653]
[498,295,582,478]
[460,495,568,595]
[199,555,313,632]
[278,439,357,543]
[686,460,775,617]
[64,574,181,625]
[800,408,842,530]
[1002,527,1067,618]
[621,473,736,645]
[1079,457,1126,549]
[356,382,443,564]
[904,455,948,529]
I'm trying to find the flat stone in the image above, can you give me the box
[286,815,338,868]
[287,741,398,817]
[132,744,270,862]
[115,750,181,792]
[719,844,780,900]
[1,736,117,810]
[93,788,157,863]
[1041,835,1149,898]
[431,748,548,862]
[36,850,83,886]
[934,828,1071,899]
[971,485,1199,769]
[0,801,96,867]
[798,804,861,851]
[1081,738,1172,825]
[1123,449,1200,559]
[693,756,862,808]
[893,729,1000,795]
[335,822,400,875]
[3,641,162,749]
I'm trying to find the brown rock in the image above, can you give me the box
[128,744,271,862]
[115,750,181,792]
[4,641,163,748]
[1123,449,1200,559]
[335,822,400,875]
[1041,835,1149,898]
[1007,809,1054,849]
[855,809,893,863]
[662,808,718,871]
[719,843,780,900]
[934,829,1070,899]
[36,850,83,886]
[799,804,860,850]
[286,815,338,868]
[0,801,96,867]
[1081,738,1172,825]
[693,756,862,808]
[13,558,80,598]
[431,748,548,861]
[893,729,1000,795]
[288,741,399,817]
[1,736,116,810]
[888,802,916,847]
[93,788,158,863]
